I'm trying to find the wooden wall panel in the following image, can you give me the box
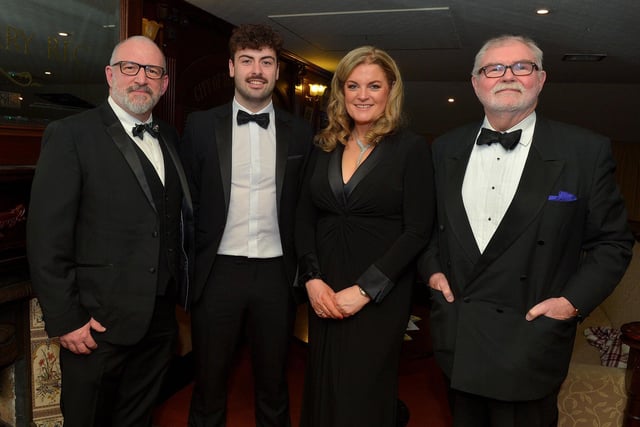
[612,141,640,222]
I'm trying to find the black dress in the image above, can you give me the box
[295,129,435,427]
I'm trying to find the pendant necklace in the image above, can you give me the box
[354,134,371,166]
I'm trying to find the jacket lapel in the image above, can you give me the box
[215,105,233,211]
[274,109,290,215]
[158,130,193,212]
[102,105,157,213]
[444,126,482,262]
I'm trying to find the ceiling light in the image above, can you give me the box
[447,98,455,103]
[58,32,70,37]
[562,53,607,62]
[536,8,550,15]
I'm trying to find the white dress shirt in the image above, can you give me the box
[217,98,282,258]
[108,96,165,185]
[462,112,537,253]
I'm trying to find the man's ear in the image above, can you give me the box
[229,58,235,78]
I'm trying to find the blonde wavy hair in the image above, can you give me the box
[316,46,405,152]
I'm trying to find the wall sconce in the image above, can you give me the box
[308,84,327,98]
[142,18,163,41]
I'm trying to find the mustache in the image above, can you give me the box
[492,82,525,94]
[127,84,153,94]
[246,74,267,83]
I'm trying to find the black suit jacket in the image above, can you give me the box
[27,102,192,345]
[180,103,313,305]
[419,116,633,401]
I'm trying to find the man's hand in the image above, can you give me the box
[429,272,454,302]
[59,317,106,355]
[526,297,578,321]
[306,279,344,319]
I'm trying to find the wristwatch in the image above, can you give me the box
[357,285,369,298]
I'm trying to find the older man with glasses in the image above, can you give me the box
[418,34,633,427]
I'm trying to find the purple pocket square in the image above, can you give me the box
[548,191,577,202]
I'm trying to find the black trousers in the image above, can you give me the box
[450,387,560,427]
[188,255,294,427]
[59,296,177,427]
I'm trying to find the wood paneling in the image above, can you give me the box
[612,141,640,222]
[0,125,43,166]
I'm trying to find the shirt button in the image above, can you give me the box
[148,267,156,273]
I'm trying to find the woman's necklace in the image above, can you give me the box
[354,133,371,166]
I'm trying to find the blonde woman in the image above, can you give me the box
[295,46,435,427]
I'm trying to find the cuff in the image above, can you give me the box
[357,264,394,303]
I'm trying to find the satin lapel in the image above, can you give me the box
[469,122,564,281]
[158,131,193,212]
[106,119,157,213]
[443,130,482,262]
[215,106,233,210]
[328,146,346,208]
[274,110,290,214]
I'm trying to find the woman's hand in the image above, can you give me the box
[306,279,344,319]
[334,285,370,317]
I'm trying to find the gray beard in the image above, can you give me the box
[123,96,155,115]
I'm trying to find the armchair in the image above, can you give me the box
[558,242,640,426]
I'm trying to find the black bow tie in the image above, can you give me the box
[476,127,522,150]
[237,110,270,129]
[132,122,159,139]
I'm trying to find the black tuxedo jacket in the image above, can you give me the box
[419,116,633,401]
[27,102,192,345]
[180,102,313,305]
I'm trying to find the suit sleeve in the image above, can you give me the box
[416,137,445,282]
[294,146,323,286]
[27,120,90,337]
[561,136,633,315]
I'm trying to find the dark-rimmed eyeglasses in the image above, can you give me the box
[110,61,166,79]
[478,62,539,78]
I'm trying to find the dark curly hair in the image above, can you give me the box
[229,24,284,59]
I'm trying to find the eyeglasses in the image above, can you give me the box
[478,62,539,78]
[110,61,166,79]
